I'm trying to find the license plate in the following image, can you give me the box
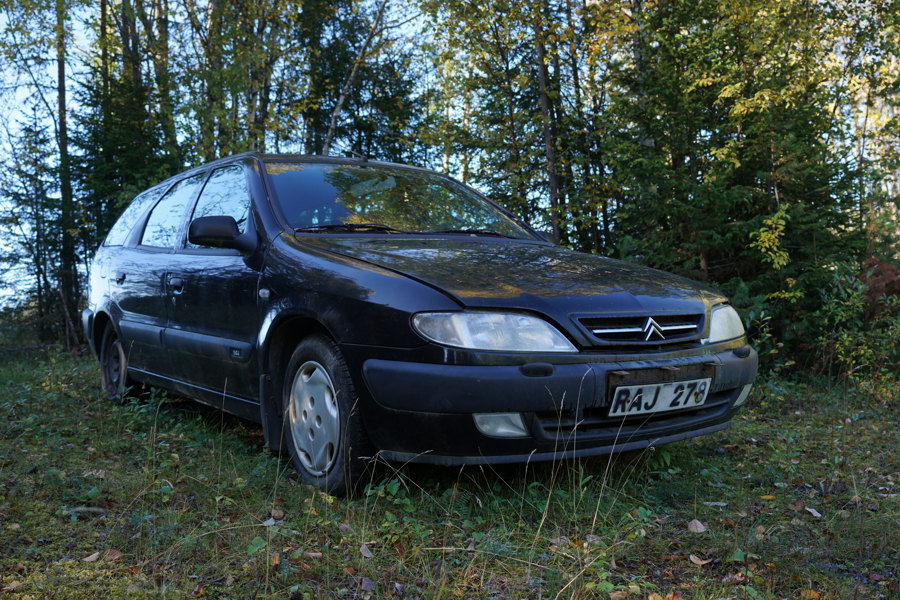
[608,378,711,417]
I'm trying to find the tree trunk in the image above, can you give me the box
[55,0,79,347]
[323,0,389,155]
[532,8,561,242]
[137,0,178,162]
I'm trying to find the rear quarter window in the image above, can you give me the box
[104,186,167,246]
[140,174,204,248]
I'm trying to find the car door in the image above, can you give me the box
[115,174,205,378]
[163,163,262,402]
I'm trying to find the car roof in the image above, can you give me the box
[210,152,437,175]
[152,153,444,193]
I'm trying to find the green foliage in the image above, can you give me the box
[810,262,899,400]
[0,0,897,378]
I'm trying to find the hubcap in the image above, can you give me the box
[288,361,340,476]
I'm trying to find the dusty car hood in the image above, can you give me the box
[299,236,723,318]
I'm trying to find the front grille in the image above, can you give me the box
[578,313,703,346]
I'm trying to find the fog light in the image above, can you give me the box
[733,384,753,407]
[473,413,529,438]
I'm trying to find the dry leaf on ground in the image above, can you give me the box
[687,519,707,533]
[103,549,123,561]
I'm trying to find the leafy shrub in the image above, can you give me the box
[810,261,899,401]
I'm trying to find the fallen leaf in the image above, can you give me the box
[270,508,285,520]
[361,577,375,591]
[722,571,748,584]
[82,552,100,562]
[0,582,22,594]
[103,549,123,561]
[189,583,204,597]
[393,582,406,596]
[665,594,684,600]
[127,565,141,575]
[609,592,628,600]
[703,501,728,507]
[360,543,374,558]
[760,495,776,501]
[689,554,713,566]
[789,500,805,511]
[799,590,821,600]
[8,565,24,574]
[687,519,707,533]
[344,565,357,576]
[338,523,352,535]
[269,552,281,566]
[648,594,664,600]
[805,507,822,518]
[261,518,276,527]
[585,533,601,545]
[306,551,323,559]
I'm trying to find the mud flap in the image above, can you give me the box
[259,374,286,453]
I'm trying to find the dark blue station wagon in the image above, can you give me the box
[83,153,758,495]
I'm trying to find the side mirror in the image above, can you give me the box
[188,216,256,253]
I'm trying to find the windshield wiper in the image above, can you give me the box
[294,223,408,234]
[427,228,513,238]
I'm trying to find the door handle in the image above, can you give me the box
[169,277,185,294]
[114,272,126,284]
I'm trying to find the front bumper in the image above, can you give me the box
[361,345,757,465]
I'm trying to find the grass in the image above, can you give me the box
[0,351,896,599]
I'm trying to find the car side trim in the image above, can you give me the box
[120,319,164,346]
[163,328,253,363]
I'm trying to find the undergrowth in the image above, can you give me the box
[0,351,896,599]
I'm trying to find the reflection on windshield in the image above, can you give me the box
[264,162,534,239]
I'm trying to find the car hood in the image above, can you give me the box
[299,236,723,318]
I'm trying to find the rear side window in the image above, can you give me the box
[104,186,165,246]
[140,174,204,248]
[187,166,251,248]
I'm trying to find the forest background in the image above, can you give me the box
[0,0,897,392]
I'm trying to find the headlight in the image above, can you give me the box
[412,311,576,352]
[705,305,745,343]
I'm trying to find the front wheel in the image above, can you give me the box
[99,324,128,401]
[282,335,373,496]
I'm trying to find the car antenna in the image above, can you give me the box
[334,142,368,163]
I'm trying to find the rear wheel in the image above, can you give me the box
[99,324,128,401]
[282,334,372,496]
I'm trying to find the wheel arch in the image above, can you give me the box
[257,311,336,452]
[265,316,334,387]
[92,311,113,350]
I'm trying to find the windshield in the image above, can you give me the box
[264,162,535,239]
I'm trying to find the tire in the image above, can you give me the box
[99,324,128,401]
[282,334,373,496]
